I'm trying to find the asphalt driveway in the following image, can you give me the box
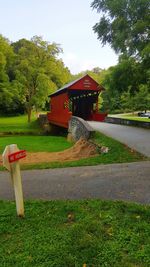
[88,122,150,157]
[0,161,150,204]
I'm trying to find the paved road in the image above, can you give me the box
[88,121,150,157]
[0,161,150,204]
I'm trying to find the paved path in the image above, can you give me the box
[0,161,150,204]
[88,122,150,157]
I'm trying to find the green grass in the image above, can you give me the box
[0,114,41,134]
[0,199,150,267]
[0,135,72,154]
[22,132,145,170]
[112,113,150,122]
[0,132,146,171]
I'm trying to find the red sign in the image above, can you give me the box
[8,150,26,163]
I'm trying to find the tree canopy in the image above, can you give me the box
[91,0,150,59]
[0,35,72,120]
[0,35,21,113]
[91,0,150,113]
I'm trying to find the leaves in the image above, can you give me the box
[0,34,72,118]
[13,36,72,121]
[92,0,150,58]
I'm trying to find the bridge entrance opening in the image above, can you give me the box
[69,90,99,120]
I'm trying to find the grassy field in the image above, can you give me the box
[0,114,147,171]
[0,132,145,171]
[0,116,149,267]
[0,114,41,134]
[0,135,72,154]
[0,199,150,267]
[22,132,145,170]
[110,113,150,122]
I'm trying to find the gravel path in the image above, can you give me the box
[0,161,150,204]
[88,121,150,157]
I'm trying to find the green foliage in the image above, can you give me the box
[134,84,150,112]
[91,0,149,59]
[12,36,71,121]
[98,93,103,110]
[121,90,135,112]
[72,67,108,85]
[91,0,150,113]
[0,35,22,114]
[119,84,150,113]
[101,55,150,113]
[0,35,72,118]
[0,199,150,266]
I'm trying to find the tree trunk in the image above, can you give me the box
[27,108,32,123]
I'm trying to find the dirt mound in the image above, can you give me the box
[0,138,99,166]
[21,138,99,164]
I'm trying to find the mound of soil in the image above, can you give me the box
[0,138,99,166]
[21,138,99,164]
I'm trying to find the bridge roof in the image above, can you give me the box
[49,74,104,97]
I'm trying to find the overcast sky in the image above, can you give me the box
[0,0,118,74]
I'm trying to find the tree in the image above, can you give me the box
[91,0,150,114]
[72,67,108,86]
[105,56,143,93]
[100,55,148,113]
[91,0,150,59]
[0,35,21,114]
[13,36,71,122]
[120,90,133,112]
[133,84,150,112]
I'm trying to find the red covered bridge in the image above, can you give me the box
[47,74,107,128]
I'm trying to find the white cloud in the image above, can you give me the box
[61,52,100,74]
[61,48,118,74]
[80,60,97,72]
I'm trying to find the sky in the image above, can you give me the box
[0,0,118,74]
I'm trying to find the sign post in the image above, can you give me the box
[2,144,26,217]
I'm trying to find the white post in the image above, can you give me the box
[2,144,25,217]
[9,144,24,217]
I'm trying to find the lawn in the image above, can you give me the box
[22,131,145,170]
[0,115,149,267]
[0,135,72,154]
[0,132,145,171]
[0,199,150,267]
[110,113,150,122]
[0,114,41,134]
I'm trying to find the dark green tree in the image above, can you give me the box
[133,84,150,112]
[100,55,148,113]
[120,90,133,112]
[105,56,143,94]
[0,35,22,114]
[12,36,71,121]
[91,0,150,59]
